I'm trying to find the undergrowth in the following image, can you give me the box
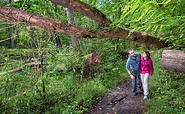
[0,41,128,113]
[0,46,184,114]
[147,51,185,114]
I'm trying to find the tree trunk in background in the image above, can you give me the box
[162,50,185,73]
[53,31,62,47]
[6,0,15,48]
[52,5,62,47]
[9,25,14,48]
[30,29,36,48]
[66,8,78,48]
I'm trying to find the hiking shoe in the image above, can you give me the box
[132,92,137,96]
[143,95,148,100]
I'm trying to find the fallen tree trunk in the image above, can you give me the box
[0,62,48,75]
[49,0,111,26]
[162,50,185,73]
[0,6,166,48]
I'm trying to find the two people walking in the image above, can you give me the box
[126,49,154,99]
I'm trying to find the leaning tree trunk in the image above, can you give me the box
[162,50,185,73]
[0,6,166,48]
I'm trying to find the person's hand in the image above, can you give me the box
[130,74,135,79]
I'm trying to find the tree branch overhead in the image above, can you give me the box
[49,0,111,26]
[0,0,166,48]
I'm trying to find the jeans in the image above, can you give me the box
[131,70,141,93]
[140,73,149,96]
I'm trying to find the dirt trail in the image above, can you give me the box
[87,80,148,114]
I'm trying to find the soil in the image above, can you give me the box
[87,79,148,114]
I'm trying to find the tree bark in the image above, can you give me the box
[66,8,78,47]
[6,0,15,48]
[9,25,15,48]
[52,4,62,47]
[0,6,166,48]
[49,0,111,26]
[53,31,62,47]
[162,50,185,73]
[0,7,84,35]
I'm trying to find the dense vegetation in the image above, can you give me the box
[0,0,184,113]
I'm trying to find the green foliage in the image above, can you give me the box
[0,38,129,113]
[0,0,6,6]
[0,0,69,47]
[82,0,185,49]
[1,45,184,113]
[1,0,184,49]
[0,0,185,113]
[147,51,185,114]
[119,0,185,49]
[11,0,67,22]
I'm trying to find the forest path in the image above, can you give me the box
[87,80,148,114]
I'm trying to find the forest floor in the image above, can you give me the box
[87,79,148,114]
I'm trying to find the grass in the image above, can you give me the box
[0,47,128,113]
[0,48,184,114]
[146,51,185,114]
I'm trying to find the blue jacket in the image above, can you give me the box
[126,53,140,72]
